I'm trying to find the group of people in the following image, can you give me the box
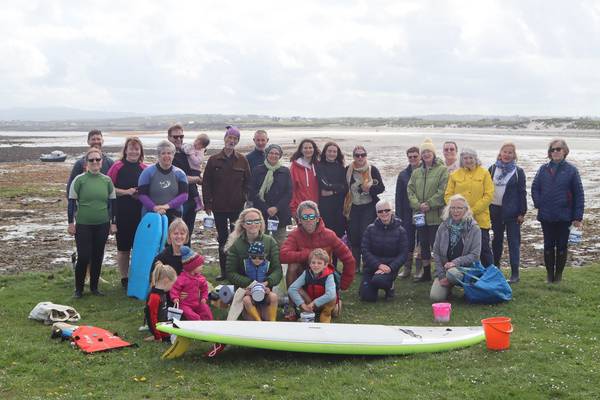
[65,126,585,332]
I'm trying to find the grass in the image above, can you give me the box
[1,263,599,400]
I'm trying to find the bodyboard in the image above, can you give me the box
[128,212,164,300]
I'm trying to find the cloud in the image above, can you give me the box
[0,0,599,116]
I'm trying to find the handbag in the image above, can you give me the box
[29,302,81,325]
[458,262,512,304]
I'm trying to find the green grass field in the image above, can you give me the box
[1,264,598,400]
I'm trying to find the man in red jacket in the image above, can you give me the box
[281,200,355,317]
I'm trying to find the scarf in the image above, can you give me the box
[343,161,372,218]
[258,159,282,201]
[448,220,466,251]
[494,160,516,183]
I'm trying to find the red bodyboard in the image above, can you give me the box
[72,326,133,353]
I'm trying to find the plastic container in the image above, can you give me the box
[299,312,315,322]
[267,216,279,232]
[167,307,183,321]
[413,213,426,227]
[432,302,452,322]
[568,226,582,244]
[481,317,513,350]
[203,216,215,229]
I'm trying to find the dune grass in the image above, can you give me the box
[1,263,599,400]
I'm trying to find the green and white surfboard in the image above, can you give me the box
[157,321,485,357]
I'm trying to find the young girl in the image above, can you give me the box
[144,261,177,342]
[288,248,338,323]
[169,246,213,321]
[241,241,278,321]
[182,133,210,211]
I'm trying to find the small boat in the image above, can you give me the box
[40,150,67,162]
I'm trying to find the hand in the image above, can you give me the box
[68,223,76,235]
[110,224,117,235]
[517,215,525,225]
[377,264,391,274]
[245,288,252,295]
[301,303,313,312]
[321,190,334,197]
[174,300,180,308]
[439,278,450,287]
[419,203,430,213]
[360,183,371,193]
[573,220,583,228]
[267,207,278,217]
[444,261,456,270]
[201,298,207,304]
[180,292,188,300]
[127,187,137,196]
[153,205,166,215]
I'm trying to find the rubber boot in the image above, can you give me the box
[216,246,227,281]
[245,304,262,321]
[398,253,413,279]
[319,300,336,323]
[351,246,362,274]
[544,249,555,283]
[266,301,278,321]
[555,250,567,283]
[509,265,520,284]
[414,265,431,283]
[413,257,423,280]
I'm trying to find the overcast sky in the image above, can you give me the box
[1,1,599,117]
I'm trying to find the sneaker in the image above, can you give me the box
[73,290,83,299]
[204,343,226,358]
[138,325,149,332]
[215,275,226,281]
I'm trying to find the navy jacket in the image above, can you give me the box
[246,149,266,173]
[361,217,408,275]
[531,161,584,223]
[248,164,293,226]
[395,164,414,225]
[488,165,527,221]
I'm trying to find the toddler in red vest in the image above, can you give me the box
[287,248,338,323]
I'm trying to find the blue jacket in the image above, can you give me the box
[248,163,293,226]
[531,160,584,222]
[246,149,266,173]
[361,217,408,275]
[488,165,527,221]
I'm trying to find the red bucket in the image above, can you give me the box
[481,317,513,351]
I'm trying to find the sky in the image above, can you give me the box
[1,0,600,117]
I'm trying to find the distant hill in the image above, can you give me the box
[0,107,143,121]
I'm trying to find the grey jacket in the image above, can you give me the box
[433,219,481,279]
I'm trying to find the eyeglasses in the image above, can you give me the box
[450,206,465,211]
[250,255,265,260]
[244,219,262,226]
[353,153,367,158]
[550,147,563,152]
[87,158,102,163]
[171,135,184,140]
[300,214,317,221]
[443,148,456,152]
[377,209,392,214]
[407,155,419,159]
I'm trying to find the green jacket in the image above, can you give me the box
[225,232,282,288]
[407,157,449,226]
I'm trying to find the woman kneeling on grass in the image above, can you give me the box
[430,194,481,302]
[288,248,339,323]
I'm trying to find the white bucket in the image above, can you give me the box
[203,216,215,229]
[299,312,315,322]
[267,217,279,232]
[167,307,183,321]
[413,213,426,227]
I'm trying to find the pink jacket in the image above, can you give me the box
[169,271,209,308]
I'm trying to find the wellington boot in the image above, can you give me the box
[413,258,423,279]
[398,254,413,279]
[544,249,555,283]
[246,304,262,321]
[414,265,431,283]
[351,247,362,274]
[554,250,567,283]
[266,302,278,321]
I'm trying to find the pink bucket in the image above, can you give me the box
[432,302,452,322]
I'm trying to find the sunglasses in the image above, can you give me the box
[244,219,262,226]
[377,209,392,214]
[550,147,563,152]
[300,214,317,221]
[250,255,265,260]
[87,158,102,163]
[353,153,367,158]
[171,135,184,139]
[443,148,456,152]
[408,155,420,159]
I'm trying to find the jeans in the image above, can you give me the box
[181,199,198,246]
[214,210,241,274]
[490,205,521,269]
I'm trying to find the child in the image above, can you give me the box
[169,246,213,321]
[241,241,278,321]
[182,133,210,211]
[144,261,177,342]
[288,248,338,323]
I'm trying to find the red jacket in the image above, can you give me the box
[289,160,319,217]
[280,222,355,290]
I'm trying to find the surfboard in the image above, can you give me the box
[157,321,485,357]
[128,212,167,300]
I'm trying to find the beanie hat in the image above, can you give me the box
[224,126,241,139]
[420,138,436,155]
[180,246,204,272]
[248,241,265,257]
[265,144,283,158]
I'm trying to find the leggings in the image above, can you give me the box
[75,223,109,292]
[541,221,570,252]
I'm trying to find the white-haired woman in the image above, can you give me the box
[138,140,189,224]
[445,148,494,266]
[430,194,482,302]
[224,208,282,321]
[359,200,408,302]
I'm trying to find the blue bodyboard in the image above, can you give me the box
[128,213,165,300]
[160,214,168,252]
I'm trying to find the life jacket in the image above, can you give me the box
[244,259,270,283]
[71,326,134,353]
[304,265,339,301]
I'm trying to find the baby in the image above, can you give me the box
[182,133,210,211]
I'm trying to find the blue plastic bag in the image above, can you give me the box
[458,262,512,304]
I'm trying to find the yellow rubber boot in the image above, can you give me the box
[266,301,278,321]
[319,300,337,323]
[245,304,262,321]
